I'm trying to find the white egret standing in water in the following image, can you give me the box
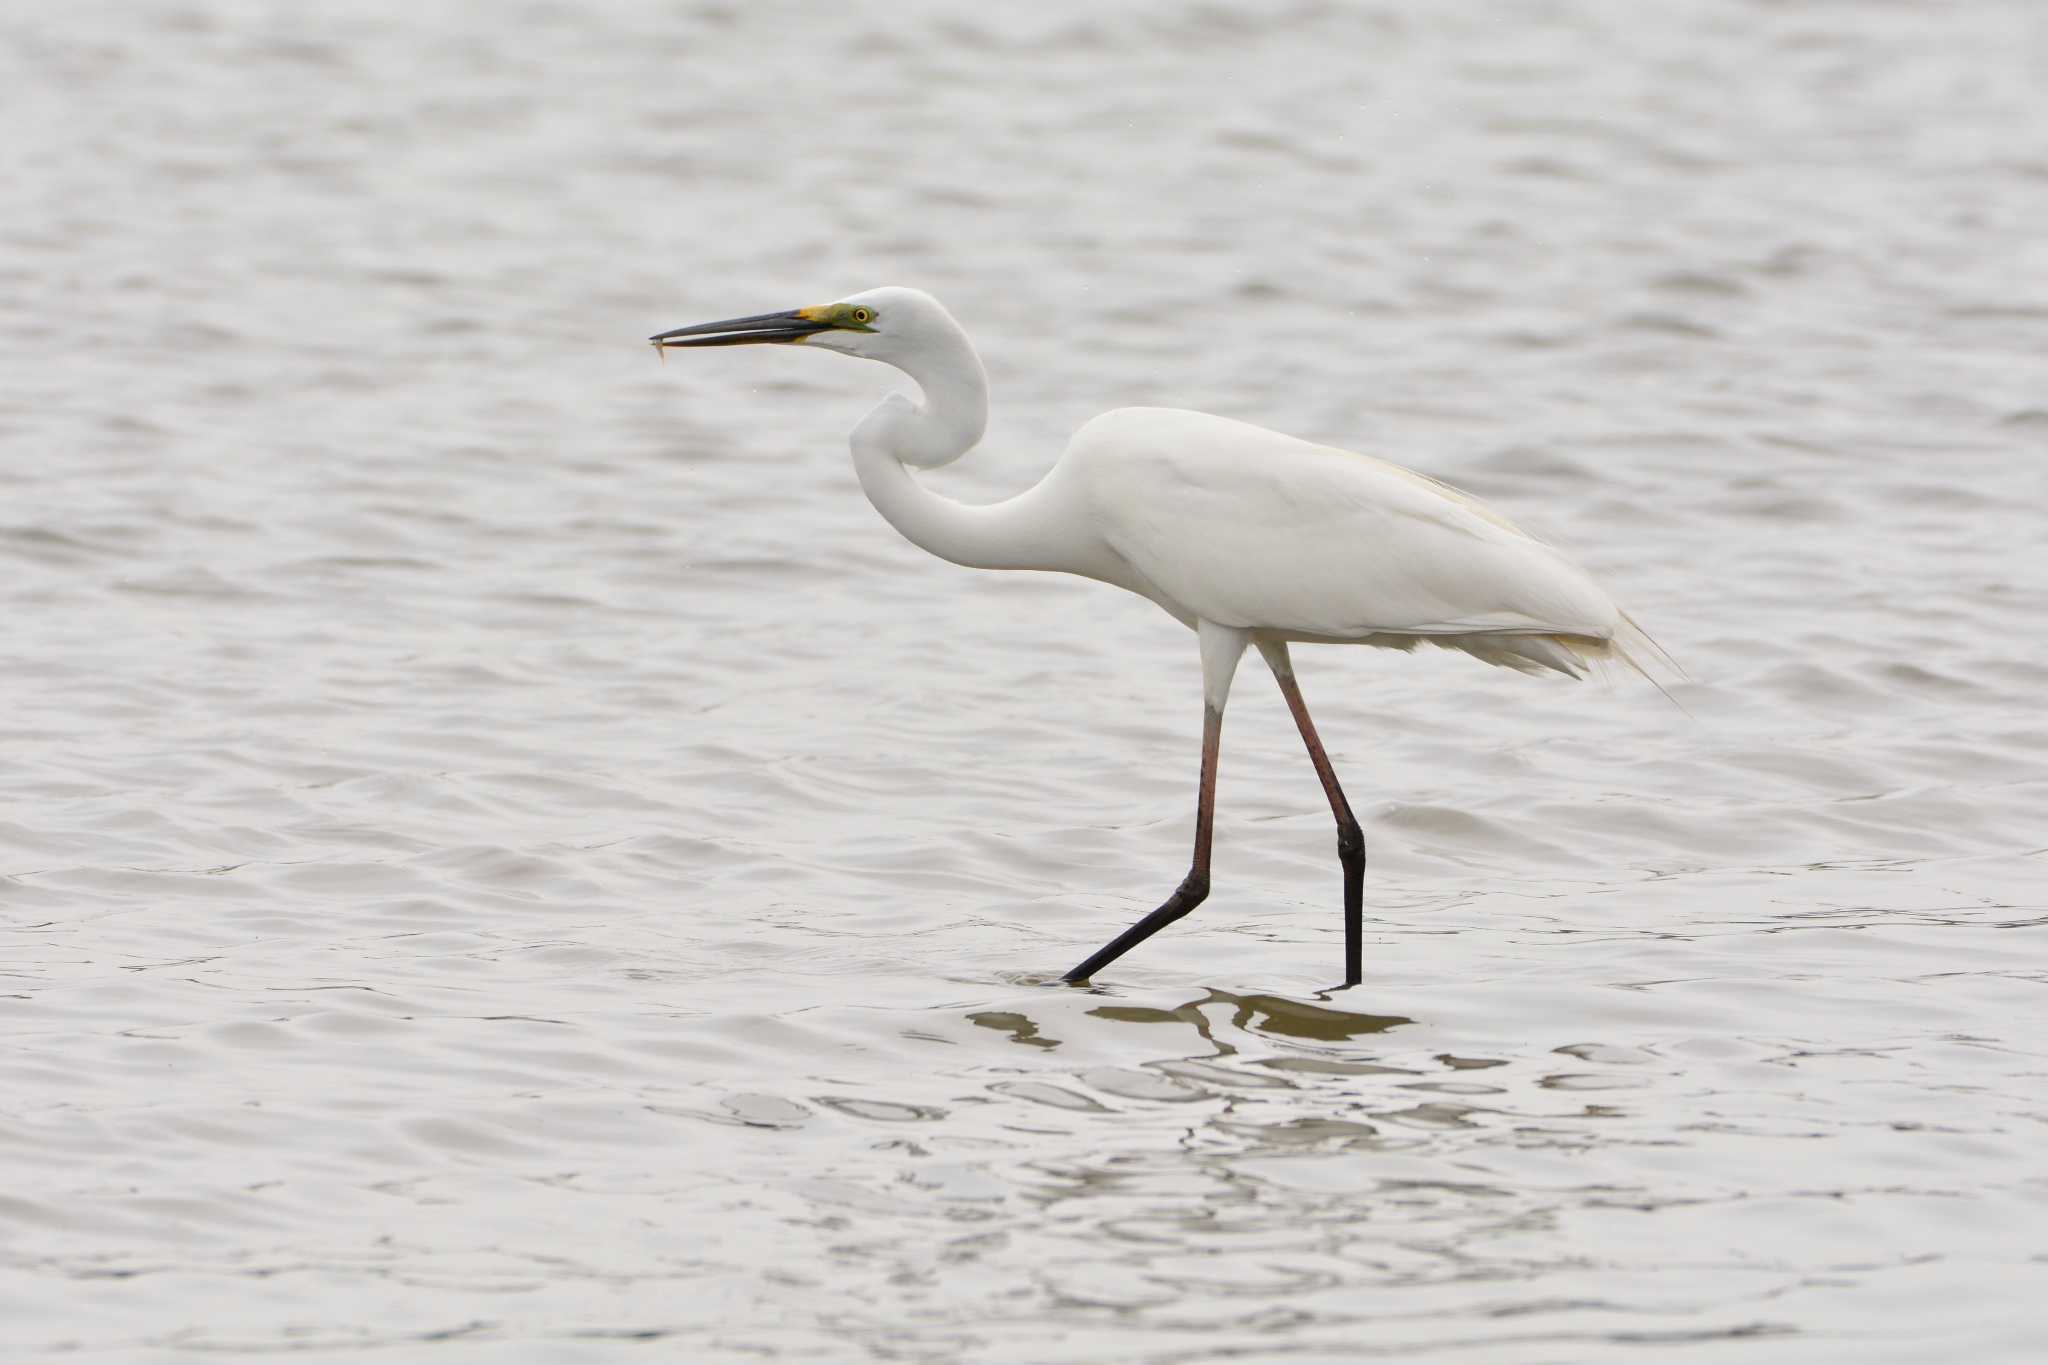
[651,288,1671,985]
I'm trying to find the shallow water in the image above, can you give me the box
[6,1,2048,1360]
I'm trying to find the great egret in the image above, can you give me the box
[650,287,1670,986]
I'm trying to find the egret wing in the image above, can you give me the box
[1074,408,1618,642]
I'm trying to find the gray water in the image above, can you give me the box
[6,2,2047,1360]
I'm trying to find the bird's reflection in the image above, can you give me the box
[1209,991,1411,1043]
[966,1010,1060,1049]
[1090,989,1410,1047]
[968,989,1412,1058]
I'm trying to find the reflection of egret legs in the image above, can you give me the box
[1259,641,1364,987]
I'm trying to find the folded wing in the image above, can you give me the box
[1074,407,1629,676]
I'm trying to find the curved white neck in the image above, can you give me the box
[847,332,1067,573]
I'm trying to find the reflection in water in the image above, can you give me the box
[953,992,1428,1179]
[921,988,1546,1337]
[967,1009,1060,1049]
[1086,989,1412,1050]
[1215,991,1412,1042]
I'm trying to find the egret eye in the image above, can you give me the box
[851,307,873,324]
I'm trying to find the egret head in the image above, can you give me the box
[649,286,963,367]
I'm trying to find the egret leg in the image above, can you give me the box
[1063,621,1245,984]
[1060,704,1221,983]
[1258,641,1364,986]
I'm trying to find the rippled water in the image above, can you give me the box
[6,1,2047,1360]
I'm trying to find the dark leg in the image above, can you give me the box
[1270,661,1365,985]
[1062,704,1222,983]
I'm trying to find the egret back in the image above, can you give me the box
[1066,407,1636,677]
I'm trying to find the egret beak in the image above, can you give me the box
[649,309,831,350]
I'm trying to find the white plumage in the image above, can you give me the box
[652,286,1672,984]
[1062,406,1633,674]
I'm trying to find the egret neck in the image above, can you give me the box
[844,321,1076,574]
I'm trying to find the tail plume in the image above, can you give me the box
[1434,612,1687,708]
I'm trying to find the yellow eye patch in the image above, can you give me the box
[797,303,878,332]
